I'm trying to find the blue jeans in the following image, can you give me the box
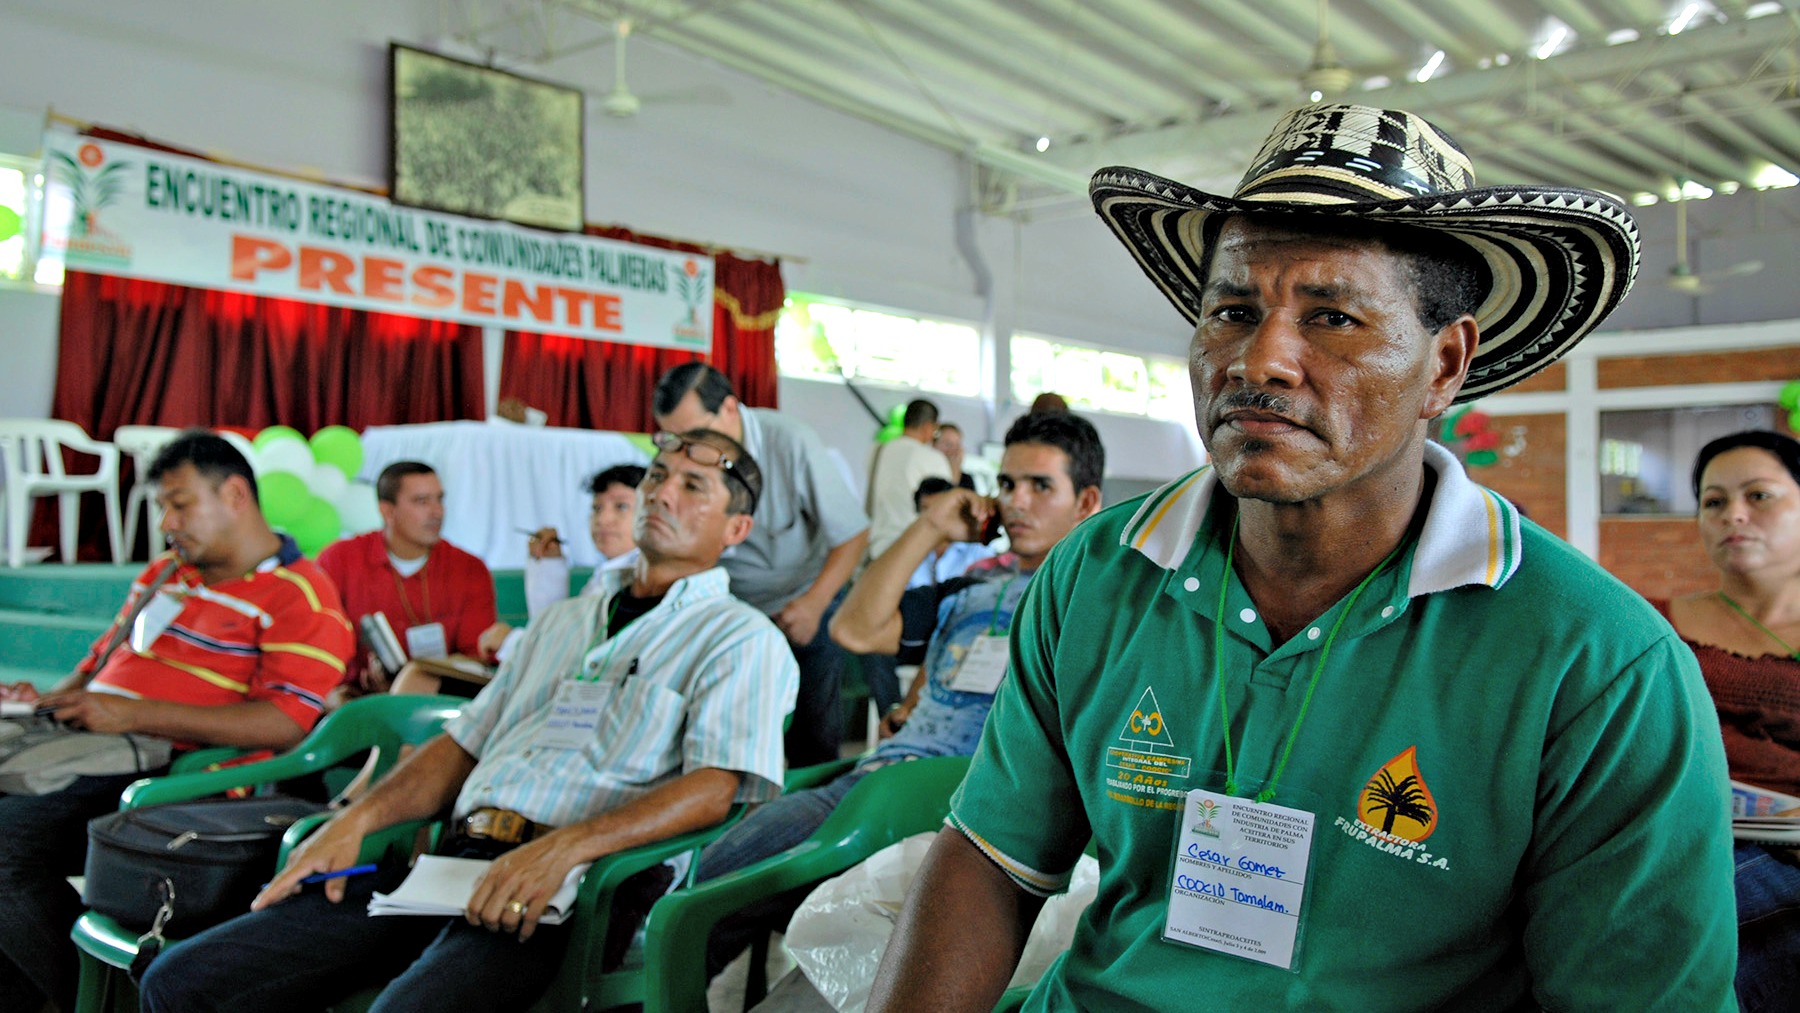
[1736,842,1800,1012]
[0,768,169,1013]
[694,765,873,977]
[138,852,573,1013]
[782,590,848,768]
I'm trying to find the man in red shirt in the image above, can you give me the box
[316,461,498,699]
[0,429,355,1013]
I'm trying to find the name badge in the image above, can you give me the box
[535,680,609,750]
[947,633,1009,694]
[129,590,186,653]
[405,621,449,660]
[1164,791,1316,970]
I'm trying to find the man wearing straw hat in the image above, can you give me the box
[871,104,1735,1010]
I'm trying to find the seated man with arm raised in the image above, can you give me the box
[687,411,1103,980]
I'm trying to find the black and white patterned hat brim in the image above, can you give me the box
[1089,108,1641,403]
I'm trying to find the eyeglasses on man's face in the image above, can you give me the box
[650,431,758,512]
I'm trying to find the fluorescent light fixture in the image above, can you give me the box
[1631,192,1660,207]
[1752,163,1800,189]
[1495,52,1511,66]
[1363,75,1391,89]
[1035,136,1050,153]
[1309,90,1324,102]
[1536,25,1569,60]
[1717,180,1740,195]
[1606,28,1641,44]
[1416,50,1446,83]
[1668,3,1702,34]
[1669,179,1714,200]
[1747,1,1783,17]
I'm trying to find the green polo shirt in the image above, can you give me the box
[948,443,1735,1011]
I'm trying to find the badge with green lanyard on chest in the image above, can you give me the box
[1163,516,1403,970]
[946,574,1018,695]
[536,597,630,751]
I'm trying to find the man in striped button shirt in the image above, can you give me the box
[141,428,800,1013]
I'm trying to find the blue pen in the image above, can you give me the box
[299,863,379,885]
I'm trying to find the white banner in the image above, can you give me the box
[38,134,714,349]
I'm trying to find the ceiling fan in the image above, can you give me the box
[1666,182,1764,295]
[593,18,731,120]
[1299,0,1355,100]
[600,20,643,118]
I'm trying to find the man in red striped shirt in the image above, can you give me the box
[0,429,355,1013]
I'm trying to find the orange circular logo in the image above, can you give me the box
[77,143,104,167]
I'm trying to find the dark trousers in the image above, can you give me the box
[781,591,848,768]
[0,768,170,1013]
[138,855,573,1013]
[1736,842,1800,1013]
[693,765,873,978]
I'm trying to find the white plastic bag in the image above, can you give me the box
[783,831,1100,1013]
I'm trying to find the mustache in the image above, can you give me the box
[1216,388,1296,415]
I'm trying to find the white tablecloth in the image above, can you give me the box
[359,420,649,570]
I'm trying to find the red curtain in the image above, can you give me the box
[499,225,783,431]
[41,272,483,560]
[52,271,484,436]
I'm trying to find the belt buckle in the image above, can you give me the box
[467,808,528,845]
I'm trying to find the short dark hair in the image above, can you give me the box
[1691,429,1800,500]
[376,461,436,503]
[148,430,258,501]
[913,476,955,511]
[902,399,940,429]
[587,464,646,496]
[1004,411,1104,494]
[653,362,736,418]
[668,428,763,516]
[1203,213,1489,334]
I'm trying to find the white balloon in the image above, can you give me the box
[255,437,314,478]
[336,482,384,535]
[309,462,348,504]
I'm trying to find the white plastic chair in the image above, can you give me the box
[0,419,124,567]
[113,424,183,559]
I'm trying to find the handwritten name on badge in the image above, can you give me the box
[1165,793,1316,969]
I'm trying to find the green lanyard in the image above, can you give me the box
[1214,513,1405,803]
[576,596,627,682]
[1718,592,1800,661]
[985,574,1019,636]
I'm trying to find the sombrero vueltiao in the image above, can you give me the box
[1091,103,1641,402]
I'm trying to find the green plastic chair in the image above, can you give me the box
[69,693,465,1013]
[641,755,974,1013]
[72,698,843,1013]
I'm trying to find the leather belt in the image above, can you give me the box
[460,807,548,846]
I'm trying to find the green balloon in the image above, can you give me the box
[877,403,906,444]
[254,425,306,450]
[259,471,312,527]
[284,498,342,558]
[1790,407,1800,434]
[0,206,19,243]
[309,425,364,480]
[1779,379,1800,411]
[1466,450,1500,468]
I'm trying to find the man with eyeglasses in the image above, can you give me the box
[141,429,800,1013]
[653,362,869,767]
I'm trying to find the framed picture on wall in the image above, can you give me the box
[389,43,585,232]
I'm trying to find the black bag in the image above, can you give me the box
[84,796,328,937]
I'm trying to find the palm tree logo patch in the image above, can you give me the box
[1356,746,1438,842]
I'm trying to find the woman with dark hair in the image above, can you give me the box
[1654,428,1800,1012]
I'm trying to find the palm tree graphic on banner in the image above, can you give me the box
[50,147,131,237]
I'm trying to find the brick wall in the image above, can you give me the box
[1598,518,1715,600]
[1473,413,1567,538]
[1598,345,1800,388]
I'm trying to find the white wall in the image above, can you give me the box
[0,0,1794,473]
